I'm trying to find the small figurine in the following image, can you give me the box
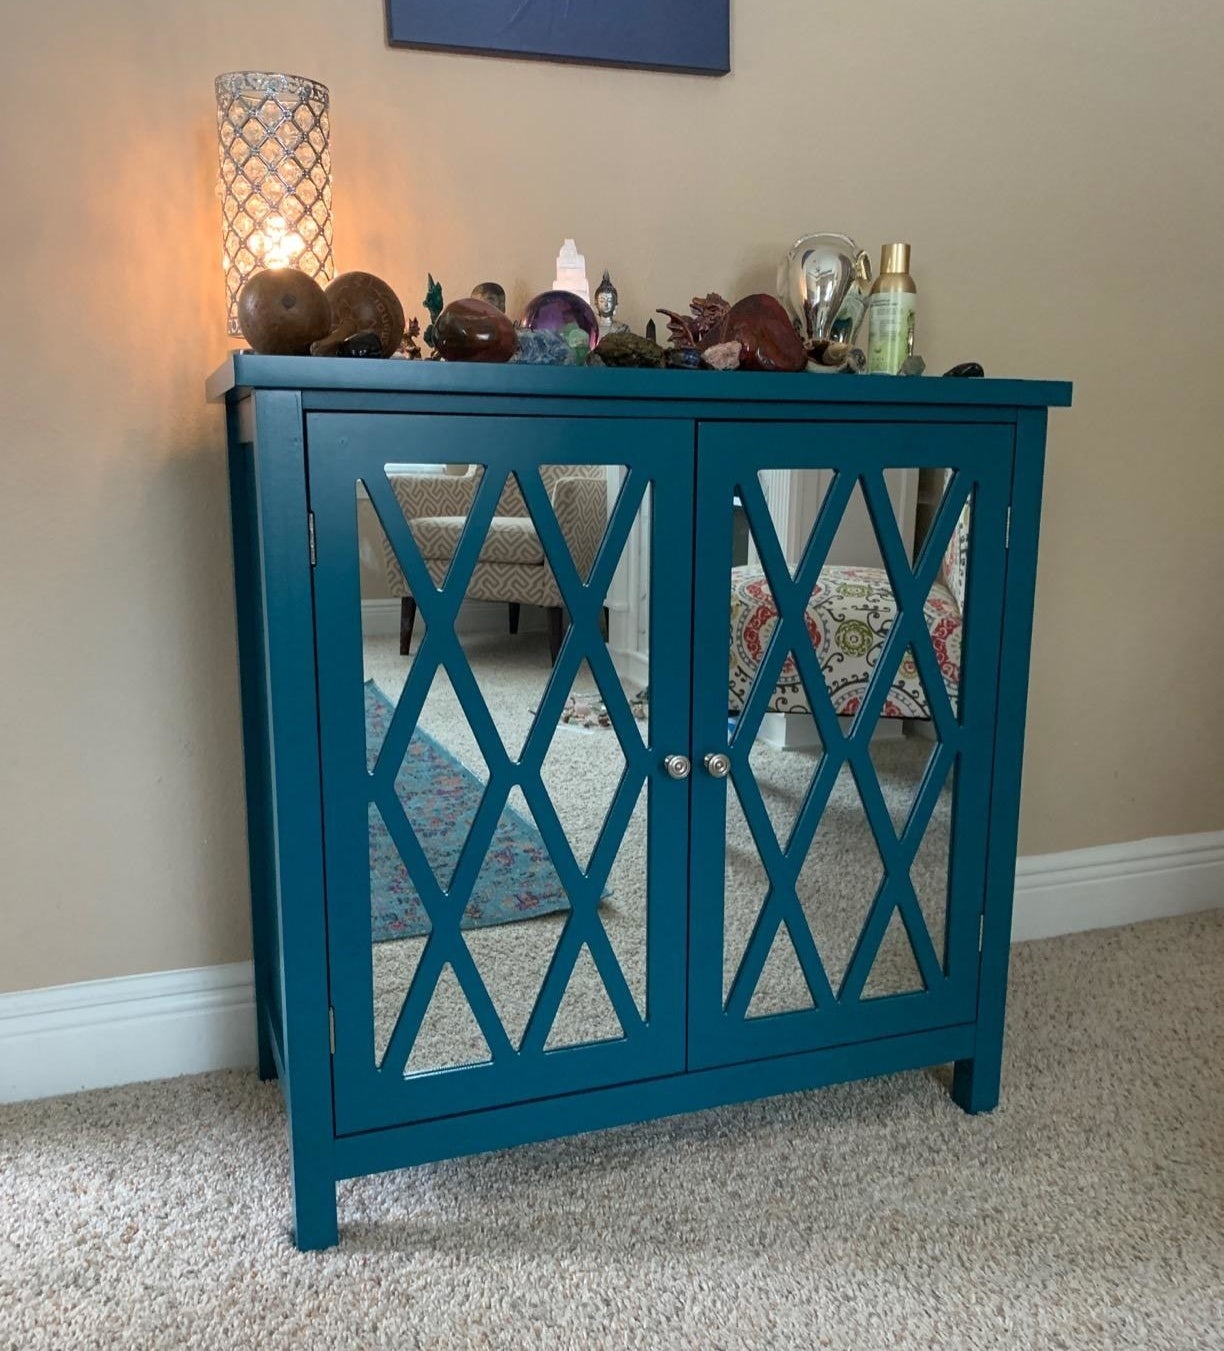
[593,270,629,342]
[422,274,445,359]
[471,281,506,313]
[645,318,657,344]
[398,316,422,360]
[657,293,731,350]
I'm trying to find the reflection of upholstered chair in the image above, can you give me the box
[728,491,970,720]
[380,465,608,664]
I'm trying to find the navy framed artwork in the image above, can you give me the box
[385,1,731,76]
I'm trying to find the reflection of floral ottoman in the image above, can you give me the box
[728,565,962,719]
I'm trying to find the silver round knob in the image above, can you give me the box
[703,753,731,779]
[664,755,692,781]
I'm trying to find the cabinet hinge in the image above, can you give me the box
[979,914,986,951]
[1004,505,1012,549]
[308,511,317,567]
[328,1006,336,1055]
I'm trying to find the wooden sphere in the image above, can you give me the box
[311,271,406,358]
[236,269,331,355]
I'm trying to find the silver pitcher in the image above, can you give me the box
[778,233,872,346]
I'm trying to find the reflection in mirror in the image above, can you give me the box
[359,460,651,1077]
[724,461,963,1018]
[723,781,772,1008]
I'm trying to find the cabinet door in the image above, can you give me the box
[688,421,1012,1069]
[307,413,693,1134]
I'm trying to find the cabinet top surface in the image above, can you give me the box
[207,352,1071,410]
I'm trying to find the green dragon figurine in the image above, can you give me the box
[422,274,445,359]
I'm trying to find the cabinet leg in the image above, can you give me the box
[951,1048,1001,1115]
[508,602,520,635]
[289,1154,339,1251]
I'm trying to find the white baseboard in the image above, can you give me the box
[1011,829,1224,941]
[3,831,1220,1105]
[0,962,256,1105]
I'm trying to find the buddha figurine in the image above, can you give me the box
[594,270,629,342]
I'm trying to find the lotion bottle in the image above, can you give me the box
[866,243,916,374]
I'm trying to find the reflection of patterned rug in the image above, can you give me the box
[366,682,571,942]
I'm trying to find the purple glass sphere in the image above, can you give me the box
[519,290,599,364]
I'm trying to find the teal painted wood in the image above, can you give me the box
[225,410,280,1080]
[208,351,1071,411]
[333,1022,977,1173]
[247,392,338,1250]
[212,358,1069,1250]
[953,409,1049,1114]
[688,422,1013,1070]
[307,413,694,1135]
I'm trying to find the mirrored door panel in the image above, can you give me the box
[308,414,692,1134]
[690,421,1012,1069]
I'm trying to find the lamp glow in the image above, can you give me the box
[215,71,333,337]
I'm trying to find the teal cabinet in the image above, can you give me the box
[211,355,1070,1250]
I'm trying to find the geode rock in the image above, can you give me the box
[592,332,665,368]
[237,268,331,355]
[311,272,406,358]
[510,329,576,366]
[434,298,517,363]
[842,347,867,373]
[663,348,704,370]
[701,341,741,371]
[715,294,808,373]
[943,361,985,378]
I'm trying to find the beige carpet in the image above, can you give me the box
[1,911,1221,1350]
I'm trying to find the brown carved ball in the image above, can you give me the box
[311,271,406,358]
[236,268,331,355]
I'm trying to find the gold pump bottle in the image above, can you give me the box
[866,243,916,374]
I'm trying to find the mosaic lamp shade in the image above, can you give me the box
[215,71,334,336]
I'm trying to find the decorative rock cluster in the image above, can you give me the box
[657,292,808,372]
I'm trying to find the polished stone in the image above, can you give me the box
[717,293,808,373]
[337,330,384,359]
[434,298,517,363]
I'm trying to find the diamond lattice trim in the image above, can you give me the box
[363,466,652,1073]
[726,469,970,1016]
[215,72,334,336]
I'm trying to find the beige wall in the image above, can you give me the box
[1,1,1221,994]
